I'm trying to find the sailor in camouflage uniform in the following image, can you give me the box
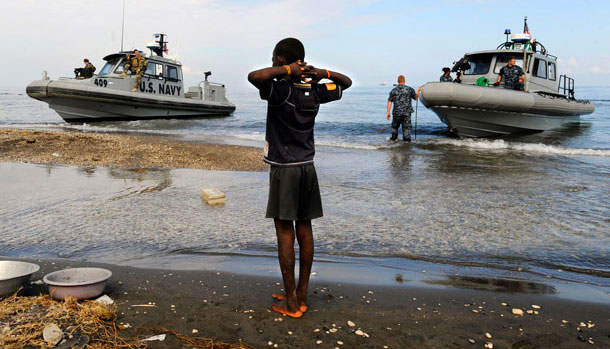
[120,49,148,92]
[440,67,453,82]
[495,56,525,90]
[386,75,421,142]
[75,58,96,79]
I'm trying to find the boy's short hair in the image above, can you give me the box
[397,75,405,83]
[273,38,305,64]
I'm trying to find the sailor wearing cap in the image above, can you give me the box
[440,67,453,82]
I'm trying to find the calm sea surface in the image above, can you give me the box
[1,85,609,292]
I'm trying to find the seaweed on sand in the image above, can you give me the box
[0,293,253,348]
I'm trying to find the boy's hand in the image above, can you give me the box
[301,66,328,84]
[287,60,308,78]
[386,113,391,120]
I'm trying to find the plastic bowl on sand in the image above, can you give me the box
[43,268,112,300]
[0,261,40,297]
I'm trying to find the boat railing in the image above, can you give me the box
[559,75,575,99]
[203,81,226,88]
[496,40,555,58]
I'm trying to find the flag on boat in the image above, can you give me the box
[524,18,532,41]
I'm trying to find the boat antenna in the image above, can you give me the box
[120,0,125,51]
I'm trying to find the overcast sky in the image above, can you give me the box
[2,0,609,91]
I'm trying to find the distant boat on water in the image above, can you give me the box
[379,81,387,86]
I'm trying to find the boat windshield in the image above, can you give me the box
[98,58,121,77]
[463,54,492,75]
[493,54,524,74]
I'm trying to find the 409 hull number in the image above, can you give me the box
[93,78,108,87]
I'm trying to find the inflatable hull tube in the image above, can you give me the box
[420,82,594,138]
[26,80,235,122]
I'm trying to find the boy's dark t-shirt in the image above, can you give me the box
[259,79,342,165]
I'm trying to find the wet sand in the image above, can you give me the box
[0,129,266,171]
[12,258,610,348]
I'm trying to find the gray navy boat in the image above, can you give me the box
[420,19,594,138]
[26,34,235,122]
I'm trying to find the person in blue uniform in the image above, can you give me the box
[494,56,525,90]
[440,67,453,82]
[386,75,421,142]
[248,38,352,318]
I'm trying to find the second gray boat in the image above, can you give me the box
[420,19,594,138]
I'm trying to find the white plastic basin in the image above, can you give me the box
[43,267,112,300]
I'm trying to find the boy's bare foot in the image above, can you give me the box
[272,293,308,313]
[271,300,303,318]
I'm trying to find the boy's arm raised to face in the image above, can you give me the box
[304,68,352,90]
[248,61,308,89]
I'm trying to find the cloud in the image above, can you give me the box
[0,0,381,88]
[559,56,610,76]
[1,0,608,88]
[558,56,580,74]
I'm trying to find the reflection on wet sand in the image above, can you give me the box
[387,148,413,178]
[107,168,173,200]
[78,166,97,176]
[425,275,556,294]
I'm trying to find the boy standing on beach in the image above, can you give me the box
[248,38,352,318]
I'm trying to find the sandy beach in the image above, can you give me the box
[2,1,610,347]
[0,129,266,171]
[4,258,608,348]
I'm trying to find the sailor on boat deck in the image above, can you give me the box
[74,58,95,79]
[494,56,525,90]
[120,49,148,92]
[386,75,421,142]
[440,67,453,82]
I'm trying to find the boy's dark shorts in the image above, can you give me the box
[266,163,323,221]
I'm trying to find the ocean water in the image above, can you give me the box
[1,85,609,293]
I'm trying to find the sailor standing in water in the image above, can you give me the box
[386,75,421,142]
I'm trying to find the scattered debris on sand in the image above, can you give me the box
[0,293,253,349]
[0,129,266,171]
